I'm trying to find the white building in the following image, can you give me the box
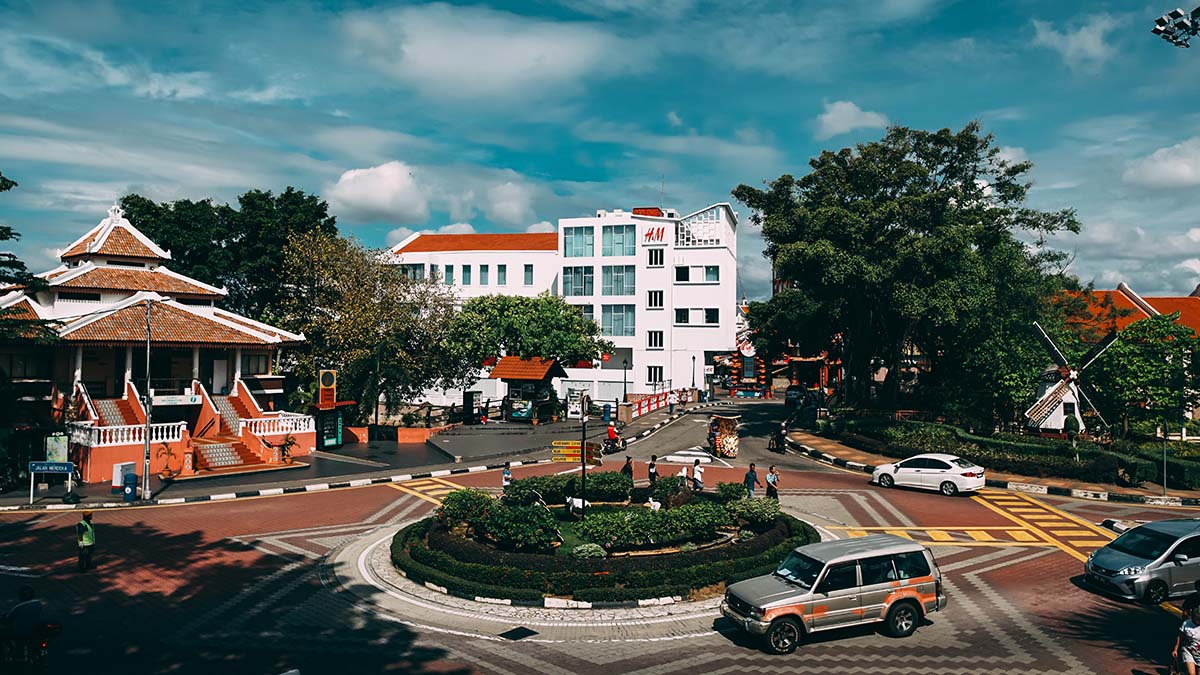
[385,204,739,405]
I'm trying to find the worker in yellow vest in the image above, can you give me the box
[76,511,95,572]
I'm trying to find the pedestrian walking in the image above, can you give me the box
[743,463,763,498]
[647,455,658,486]
[668,390,679,415]
[766,465,780,499]
[1184,579,1200,616]
[691,459,704,492]
[620,456,634,478]
[502,462,512,489]
[1175,605,1200,674]
[77,510,95,572]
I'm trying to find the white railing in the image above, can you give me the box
[239,415,315,436]
[68,421,186,447]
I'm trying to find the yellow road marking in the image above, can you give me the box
[429,477,465,490]
[928,530,954,541]
[1067,540,1112,547]
[885,530,913,539]
[1011,507,1048,513]
[1009,530,1039,542]
[1049,530,1096,537]
[1022,513,1067,520]
[847,530,868,537]
[388,483,442,505]
[967,530,997,542]
[827,526,1031,531]
[971,496,1083,561]
[1012,493,1117,541]
[925,541,1056,547]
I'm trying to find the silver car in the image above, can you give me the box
[1084,518,1200,604]
[720,534,947,654]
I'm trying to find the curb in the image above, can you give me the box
[627,401,734,445]
[786,436,1200,507]
[0,458,557,513]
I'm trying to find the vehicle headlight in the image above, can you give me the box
[1118,566,1144,576]
[1087,551,1096,561]
[748,606,764,619]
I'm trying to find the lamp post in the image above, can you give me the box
[143,299,153,502]
[622,358,628,402]
[691,355,696,388]
[1164,418,1170,497]
[1152,6,1200,47]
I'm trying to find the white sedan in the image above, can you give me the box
[872,453,986,496]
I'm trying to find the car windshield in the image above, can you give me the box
[952,459,977,469]
[775,552,824,588]
[1107,527,1178,560]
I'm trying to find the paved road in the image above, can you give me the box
[0,419,1190,674]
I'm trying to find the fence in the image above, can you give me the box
[239,415,315,436]
[68,421,187,448]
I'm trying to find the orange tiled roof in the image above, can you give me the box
[1070,290,1148,334]
[56,267,220,297]
[213,311,299,342]
[3,299,38,321]
[394,233,557,253]
[1145,296,1200,333]
[487,356,567,381]
[62,224,164,260]
[62,301,271,345]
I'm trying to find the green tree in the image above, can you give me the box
[734,122,1080,422]
[0,170,55,342]
[278,231,477,423]
[448,294,614,366]
[1086,313,1200,436]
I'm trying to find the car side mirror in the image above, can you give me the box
[1176,554,1190,565]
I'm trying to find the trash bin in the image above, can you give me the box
[122,472,138,503]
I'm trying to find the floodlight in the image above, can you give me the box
[1158,15,1171,25]
[1193,6,1200,18]
[1153,24,1167,34]
[1169,8,1186,20]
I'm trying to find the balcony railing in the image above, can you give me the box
[68,421,187,448]
[239,415,315,436]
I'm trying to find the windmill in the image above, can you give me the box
[1024,322,1118,433]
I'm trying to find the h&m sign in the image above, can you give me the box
[643,226,666,243]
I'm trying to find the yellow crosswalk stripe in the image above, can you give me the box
[1050,530,1096,537]
[927,530,955,541]
[1011,508,1047,513]
[1068,540,1112,547]
[847,530,868,537]
[388,483,442,505]
[1009,530,1039,542]
[885,530,913,539]
[967,531,997,542]
[1021,513,1064,520]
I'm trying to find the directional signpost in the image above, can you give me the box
[551,441,601,465]
[28,461,74,505]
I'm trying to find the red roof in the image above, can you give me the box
[1068,286,1200,336]
[487,356,568,381]
[1145,296,1200,333]
[55,267,220,297]
[394,233,557,253]
[62,224,165,260]
[61,301,275,346]
[632,207,664,217]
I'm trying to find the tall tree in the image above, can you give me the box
[278,231,477,423]
[448,294,614,366]
[735,122,1080,422]
[0,170,55,342]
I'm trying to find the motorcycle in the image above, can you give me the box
[602,436,627,455]
[768,422,787,453]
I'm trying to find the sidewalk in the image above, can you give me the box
[788,430,1200,506]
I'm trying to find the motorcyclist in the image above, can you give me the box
[605,422,623,453]
[770,420,787,452]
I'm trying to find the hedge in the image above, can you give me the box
[580,471,634,502]
[503,474,575,506]
[391,515,819,601]
[574,502,731,551]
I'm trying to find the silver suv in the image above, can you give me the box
[720,534,947,654]
[1085,518,1200,604]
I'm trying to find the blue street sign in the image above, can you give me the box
[29,461,74,474]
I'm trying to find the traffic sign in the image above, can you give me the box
[552,455,602,465]
[552,440,581,448]
[29,461,73,474]
[152,394,202,406]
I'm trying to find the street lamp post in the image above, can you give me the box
[1164,419,1170,496]
[1152,6,1200,47]
[691,355,696,388]
[622,358,628,402]
[143,299,153,501]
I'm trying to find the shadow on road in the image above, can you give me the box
[1052,575,1176,672]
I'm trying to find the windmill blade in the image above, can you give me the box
[1076,383,1109,429]
[1032,321,1070,368]
[1077,332,1118,372]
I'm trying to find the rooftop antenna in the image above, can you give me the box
[660,174,665,209]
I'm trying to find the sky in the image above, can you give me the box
[0,0,1198,300]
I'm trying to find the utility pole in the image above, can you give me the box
[580,394,589,519]
[143,299,152,502]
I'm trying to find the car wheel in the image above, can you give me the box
[885,601,920,638]
[878,474,895,489]
[939,481,958,497]
[1145,580,1169,605]
[764,617,802,655]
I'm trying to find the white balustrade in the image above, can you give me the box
[67,421,186,447]
[239,415,315,436]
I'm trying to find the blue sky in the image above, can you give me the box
[0,0,1198,300]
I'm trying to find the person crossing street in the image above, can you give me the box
[76,510,95,573]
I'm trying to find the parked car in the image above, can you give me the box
[871,453,985,496]
[720,534,947,654]
[1084,518,1200,604]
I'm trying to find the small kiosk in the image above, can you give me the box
[488,356,568,424]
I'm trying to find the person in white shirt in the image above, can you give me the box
[1174,606,1200,673]
[691,459,704,492]
[668,390,679,414]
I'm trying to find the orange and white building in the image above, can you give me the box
[0,204,316,482]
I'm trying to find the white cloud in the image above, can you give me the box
[1123,137,1200,189]
[311,126,432,164]
[485,182,534,226]
[813,100,888,140]
[526,221,556,233]
[448,191,477,223]
[1031,15,1117,72]
[229,84,303,104]
[997,146,1028,165]
[327,161,429,224]
[666,111,684,128]
[340,4,641,101]
[386,222,477,247]
[574,120,782,167]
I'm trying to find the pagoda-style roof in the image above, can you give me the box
[487,356,568,381]
[57,293,302,347]
[59,204,171,262]
[47,263,224,297]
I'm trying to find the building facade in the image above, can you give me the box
[385,204,740,404]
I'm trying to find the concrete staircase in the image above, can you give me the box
[93,398,137,426]
[194,438,263,472]
[212,396,242,435]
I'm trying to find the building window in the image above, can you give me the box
[675,308,689,324]
[705,265,720,282]
[674,266,689,283]
[480,264,489,285]
[648,330,663,349]
[443,265,454,285]
[429,264,439,280]
[562,266,594,296]
[575,304,594,323]
[601,304,636,336]
[399,264,425,280]
[523,264,534,285]
[676,207,723,247]
[602,265,635,296]
[648,248,664,267]
[647,290,663,309]
[58,291,102,302]
[602,224,636,256]
[498,264,507,285]
[0,352,52,379]
[647,365,664,384]
[241,353,270,375]
[705,308,720,324]
[462,265,472,286]
[564,226,594,257]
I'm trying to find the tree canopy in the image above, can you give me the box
[734,122,1082,423]
[0,170,55,342]
[448,294,614,367]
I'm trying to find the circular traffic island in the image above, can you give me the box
[390,472,818,605]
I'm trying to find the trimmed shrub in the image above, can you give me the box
[571,543,607,559]
[738,529,756,541]
[482,504,560,552]
[504,474,575,506]
[715,482,749,503]
[652,475,687,502]
[436,489,495,531]
[726,497,782,529]
[575,501,732,551]
[679,542,698,553]
[582,471,634,502]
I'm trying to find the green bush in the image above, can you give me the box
[726,497,782,529]
[715,482,749,503]
[504,474,575,506]
[582,471,633,502]
[482,504,560,552]
[652,475,687,502]
[571,543,607,559]
[436,489,495,531]
[738,529,756,541]
[679,542,698,553]
[575,502,732,551]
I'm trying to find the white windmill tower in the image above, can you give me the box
[1024,322,1118,433]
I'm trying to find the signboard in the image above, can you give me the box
[643,226,666,244]
[45,434,68,463]
[552,443,600,454]
[601,353,611,363]
[152,394,202,406]
[552,440,581,448]
[703,365,715,375]
[29,461,73,474]
[552,455,603,465]
[509,399,533,420]
[319,369,337,406]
